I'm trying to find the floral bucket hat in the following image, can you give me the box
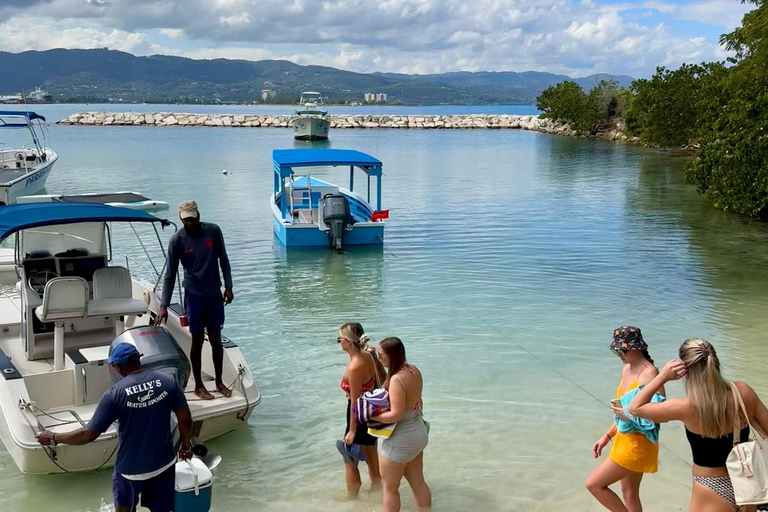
[610,325,647,355]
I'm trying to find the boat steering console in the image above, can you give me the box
[27,270,60,296]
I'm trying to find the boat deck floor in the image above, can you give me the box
[0,316,245,424]
[0,167,32,184]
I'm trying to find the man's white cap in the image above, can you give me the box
[178,200,199,219]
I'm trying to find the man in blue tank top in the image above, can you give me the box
[37,343,193,512]
[155,200,234,400]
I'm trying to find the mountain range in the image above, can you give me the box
[0,49,635,105]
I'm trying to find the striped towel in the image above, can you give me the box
[354,389,397,438]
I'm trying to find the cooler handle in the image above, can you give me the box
[186,459,200,496]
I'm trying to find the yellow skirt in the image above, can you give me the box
[609,431,659,473]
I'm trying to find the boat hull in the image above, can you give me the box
[292,117,329,140]
[1,150,57,205]
[270,190,384,247]
[0,278,260,474]
[273,218,384,247]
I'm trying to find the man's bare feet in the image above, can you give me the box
[194,387,215,400]
[215,382,232,397]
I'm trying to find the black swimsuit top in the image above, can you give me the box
[685,426,750,468]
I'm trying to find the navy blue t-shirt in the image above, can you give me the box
[88,369,187,475]
[160,222,233,307]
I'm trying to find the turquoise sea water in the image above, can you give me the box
[1,105,768,512]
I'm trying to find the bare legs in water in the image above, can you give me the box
[380,452,431,512]
[344,444,381,499]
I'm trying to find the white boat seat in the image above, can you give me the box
[92,266,132,299]
[88,298,147,317]
[90,266,146,336]
[33,277,90,371]
[34,277,89,323]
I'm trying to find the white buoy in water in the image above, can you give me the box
[222,169,229,175]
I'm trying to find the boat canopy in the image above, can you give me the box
[272,149,382,179]
[0,203,167,240]
[272,149,384,216]
[0,111,46,127]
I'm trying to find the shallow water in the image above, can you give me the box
[1,106,768,512]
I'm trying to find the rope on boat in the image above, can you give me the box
[17,397,117,474]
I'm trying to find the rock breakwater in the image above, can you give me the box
[58,112,591,137]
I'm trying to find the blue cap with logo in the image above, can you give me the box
[107,343,142,364]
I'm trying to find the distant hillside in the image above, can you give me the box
[0,49,635,105]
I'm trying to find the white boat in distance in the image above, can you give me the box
[0,202,260,474]
[292,92,330,141]
[0,111,57,205]
[16,191,169,212]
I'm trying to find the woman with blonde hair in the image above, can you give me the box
[337,322,384,498]
[629,338,768,511]
[586,326,662,512]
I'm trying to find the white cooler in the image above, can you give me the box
[174,459,213,512]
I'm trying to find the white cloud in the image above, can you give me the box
[219,12,250,26]
[1,0,754,76]
[159,28,185,39]
[641,0,750,29]
[0,18,150,54]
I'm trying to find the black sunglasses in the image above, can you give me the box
[611,347,627,356]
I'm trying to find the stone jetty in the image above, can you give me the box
[55,112,607,138]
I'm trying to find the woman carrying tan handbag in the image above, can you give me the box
[628,338,768,512]
[726,382,768,507]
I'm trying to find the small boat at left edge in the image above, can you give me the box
[0,111,57,205]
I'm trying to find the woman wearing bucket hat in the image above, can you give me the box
[586,326,663,512]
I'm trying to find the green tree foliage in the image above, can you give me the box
[628,63,728,147]
[683,0,768,218]
[537,79,632,134]
[536,80,601,133]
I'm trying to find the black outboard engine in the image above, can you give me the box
[321,193,351,250]
[108,325,191,388]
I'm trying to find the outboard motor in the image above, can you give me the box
[320,193,351,250]
[108,325,191,388]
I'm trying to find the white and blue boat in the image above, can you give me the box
[0,111,57,205]
[270,149,388,248]
[0,202,260,473]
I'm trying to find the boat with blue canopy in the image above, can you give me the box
[0,202,260,474]
[270,149,388,248]
[0,111,58,204]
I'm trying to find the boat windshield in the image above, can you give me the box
[21,223,105,257]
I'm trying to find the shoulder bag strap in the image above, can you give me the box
[731,383,742,447]
[731,382,760,445]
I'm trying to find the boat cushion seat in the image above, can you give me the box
[92,266,131,299]
[88,297,147,318]
[34,276,89,323]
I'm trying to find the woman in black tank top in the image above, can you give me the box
[626,338,768,512]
